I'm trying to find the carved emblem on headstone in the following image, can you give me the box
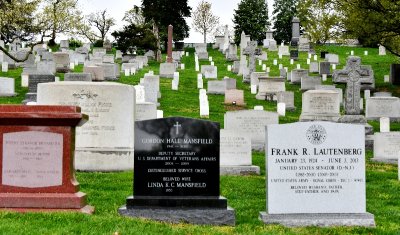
[306,124,327,145]
[73,90,98,99]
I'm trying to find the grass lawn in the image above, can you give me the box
[0,45,399,234]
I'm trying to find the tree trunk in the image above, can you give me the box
[153,22,162,62]
[203,30,207,43]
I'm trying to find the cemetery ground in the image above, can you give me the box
[0,45,399,234]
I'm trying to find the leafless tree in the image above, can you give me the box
[192,0,219,43]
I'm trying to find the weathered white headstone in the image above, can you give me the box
[301,76,322,91]
[159,63,175,78]
[220,129,259,175]
[0,77,16,96]
[372,132,400,164]
[135,102,157,121]
[300,90,341,122]
[366,97,400,120]
[224,110,279,151]
[37,82,135,171]
[201,65,218,79]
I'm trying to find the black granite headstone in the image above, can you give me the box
[321,51,328,59]
[24,74,55,104]
[290,50,299,60]
[390,64,400,85]
[119,117,235,225]
[28,74,55,93]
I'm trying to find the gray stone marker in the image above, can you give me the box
[102,55,115,63]
[83,66,105,81]
[291,69,308,84]
[60,40,69,49]
[141,75,160,105]
[226,44,239,61]
[99,63,118,80]
[260,122,375,227]
[159,63,176,78]
[277,91,295,111]
[315,85,343,104]
[37,82,135,171]
[24,74,55,103]
[243,41,261,83]
[373,92,392,97]
[201,65,218,79]
[365,97,400,121]
[135,102,157,121]
[309,62,319,73]
[37,61,56,74]
[207,80,227,95]
[301,76,322,91]
[300,90,341,122]
[319,62,331,75]
[53,52,70,73]
[220,129,259,175]
[372,132,400,164]
[0,77,16,96]
[326,53,339,64]
[256,77,285,100]
[64,73,92,82]
[224,110,279,151]
[278,46,290,56]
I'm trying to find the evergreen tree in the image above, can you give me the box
[142,0,191,61]
[233,0,269,45]
[272,0,297,44]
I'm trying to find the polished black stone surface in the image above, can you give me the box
[290,50,299,60]
[321,51,328,59]
[390,64,400,85]
[134,117,220,197]
[126,196,228,209]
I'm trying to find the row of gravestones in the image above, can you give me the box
[0,105,386,227]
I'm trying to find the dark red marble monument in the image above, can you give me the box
[0,105,94,214]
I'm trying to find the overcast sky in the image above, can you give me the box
[79,0,274,43]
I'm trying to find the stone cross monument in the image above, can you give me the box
[334,56,364,115]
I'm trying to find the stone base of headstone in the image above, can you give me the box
[0,92,17,97]
[104,76,118,81]
[0,193,94,214]
[259,212,375,227]
[226,55,239,62]
[220,165,260,175]
[119,196,235,226]
[56,67,70,73]
[299,114,341,122]
[75,148,134,171]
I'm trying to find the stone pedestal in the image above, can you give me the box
[0,105,94,214]
[260,213,375,227]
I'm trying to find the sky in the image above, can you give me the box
[79,0,274,43]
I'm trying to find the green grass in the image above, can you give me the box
[0,45,399,234]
